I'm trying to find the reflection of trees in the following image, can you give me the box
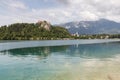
[1,46,68,58]
[1,42,120,59]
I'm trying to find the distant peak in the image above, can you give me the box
[99,18,108,21]
[98,18,115,22]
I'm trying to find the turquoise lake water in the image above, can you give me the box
[0,40,120,80]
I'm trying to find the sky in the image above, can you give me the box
[0,0,120,26]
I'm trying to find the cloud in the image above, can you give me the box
[1,0,27,10]
[0,0,120,26]
[8,1,27,10]
[56,0,70,4]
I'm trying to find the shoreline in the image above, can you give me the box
[0,39,120,51]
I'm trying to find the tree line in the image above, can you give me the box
[73,34,120,39]
[0,22,120,40]
[0,23,71,40]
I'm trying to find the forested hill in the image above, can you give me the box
[0,21,71,40]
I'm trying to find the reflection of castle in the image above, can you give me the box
[1,42,120,59]
[44,47,50,54]
[40,47,50,58]
[1,46,68,58]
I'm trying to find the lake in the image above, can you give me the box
[0,39,120,80]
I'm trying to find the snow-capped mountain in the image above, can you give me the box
[59,19,120,34]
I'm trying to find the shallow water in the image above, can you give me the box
[0,40,120,80]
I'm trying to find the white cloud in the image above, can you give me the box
[80,11,99,21]
[0,0,120,26]
[8,1,27,10]
[1,0,27,10]
[56,0,70,4]
[30,0,120,23]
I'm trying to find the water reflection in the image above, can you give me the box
[1,42,120,80]
[0,46,68,58]
[1,42,120,59]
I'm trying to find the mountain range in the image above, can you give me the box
[59,19,120,34]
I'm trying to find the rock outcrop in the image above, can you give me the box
[37,20,51,31]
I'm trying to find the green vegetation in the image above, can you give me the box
[0,21,120,40]
[73,34,120,39]
[0,22,71,40]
